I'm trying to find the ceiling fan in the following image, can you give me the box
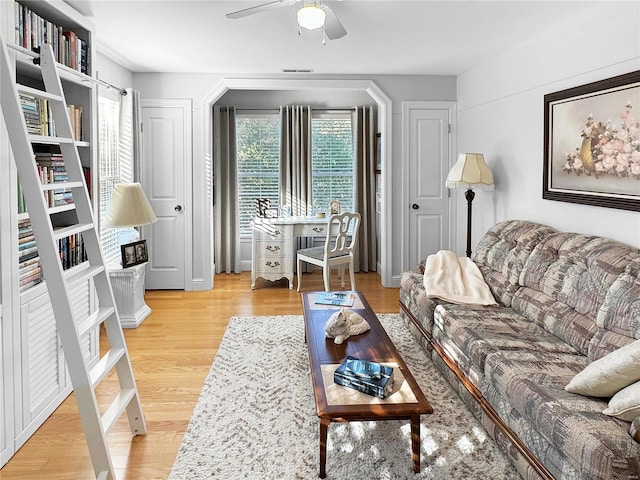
[226,0,347,41]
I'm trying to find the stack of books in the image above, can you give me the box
[334,356,394,399]
[18,219,42,292]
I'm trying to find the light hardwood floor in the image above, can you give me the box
[1,271,400,479]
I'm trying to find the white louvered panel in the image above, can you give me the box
[69,279,93,362]
[21,293,62,425]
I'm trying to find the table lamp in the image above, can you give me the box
[104,182,157,237]
[446,153,494,258]
[104,183,157,327]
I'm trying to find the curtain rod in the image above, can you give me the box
[7,42,127,95]
[232,107,358,112]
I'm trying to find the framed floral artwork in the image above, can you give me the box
[543,70,640,212]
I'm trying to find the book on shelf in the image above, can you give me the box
[314,292,356,307]
[18,245,38,258]
[19,279,43,292]
[334,355,394,399]
[18,239,36,251]
[18,256,40,270]
[56,231,87,270]
[19,266,41,281]
[18,233,34,243]
[15,1,90,75]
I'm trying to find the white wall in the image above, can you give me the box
[95,52,133,91]
[456,1,640,253]
[132,73,456,287]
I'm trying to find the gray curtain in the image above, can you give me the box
[279,105,312,216]
[354,106,377,272]
[118,88,141,182]
[213,106,241,274]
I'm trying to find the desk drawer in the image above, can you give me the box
[255,241,289,259]
[255,256,292,273]
[296,223,327,236]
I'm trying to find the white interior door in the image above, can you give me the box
[141,100,191,289]
[403,102,454,270]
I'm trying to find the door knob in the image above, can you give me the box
[412,203,419,210]
[175,205,183,212]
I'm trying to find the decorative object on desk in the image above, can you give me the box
[329,199,341,215]
[315,292,356,307]
[264,207,279,218]
[121,239,148,268]
[446,153,494,258]
[543,70,640,212]
[334,355,394,399]
[325,308,370,344]
[297,211,361,292]
[280,204,291,217]
[255,198,271,217]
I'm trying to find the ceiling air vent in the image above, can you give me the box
[282,68,314,73]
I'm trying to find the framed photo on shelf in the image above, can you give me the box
[543,70,640,212]
[121,240,148,268]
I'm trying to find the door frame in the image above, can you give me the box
[140,98,192,290]
[202,78,395,287]
[401,101,457,273]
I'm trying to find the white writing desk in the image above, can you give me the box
[251,216,329,289]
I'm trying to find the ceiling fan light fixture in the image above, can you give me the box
[297,4,326,31]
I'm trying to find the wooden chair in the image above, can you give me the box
[297,212,361,292]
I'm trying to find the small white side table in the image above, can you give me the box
[107,262,151,328]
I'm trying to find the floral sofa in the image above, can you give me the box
[399,220,640,480]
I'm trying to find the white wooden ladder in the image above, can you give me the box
[0,37,146,480]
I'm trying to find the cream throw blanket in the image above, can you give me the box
[423,250,497,306]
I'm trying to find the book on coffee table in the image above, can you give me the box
[334,356,394,399]
[314,292,356,307]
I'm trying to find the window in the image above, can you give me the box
[98,94,120,261]
[234,111,355,236]
[312,114,354,213]
[236,113,280,235]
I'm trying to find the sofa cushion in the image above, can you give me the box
[473,220,557,307]
[483,350,640,480]
[603,381,640,422]
[516,233,640,358]
[565,338,640,397]
[511,287,599,356]
[597,259,640,340]
[432,303,577,389]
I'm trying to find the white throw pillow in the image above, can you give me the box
[603,380,640,422]
[565,338,640,397]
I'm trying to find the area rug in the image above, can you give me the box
[169,314,520,479]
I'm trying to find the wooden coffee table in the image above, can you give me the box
[301,291,433,478]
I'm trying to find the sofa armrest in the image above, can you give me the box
[631,417,640,444]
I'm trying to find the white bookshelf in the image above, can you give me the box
[0,0,98,466]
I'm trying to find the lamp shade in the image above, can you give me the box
[297,4,326,30]
[446,153,494,190]
[104,183,157,228]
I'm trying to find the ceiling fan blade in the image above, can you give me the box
[226,0,299,20]
[323,5,347,40]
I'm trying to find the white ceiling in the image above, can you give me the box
[65,0,603,75]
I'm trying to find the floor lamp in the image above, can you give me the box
[446,153,494,258]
